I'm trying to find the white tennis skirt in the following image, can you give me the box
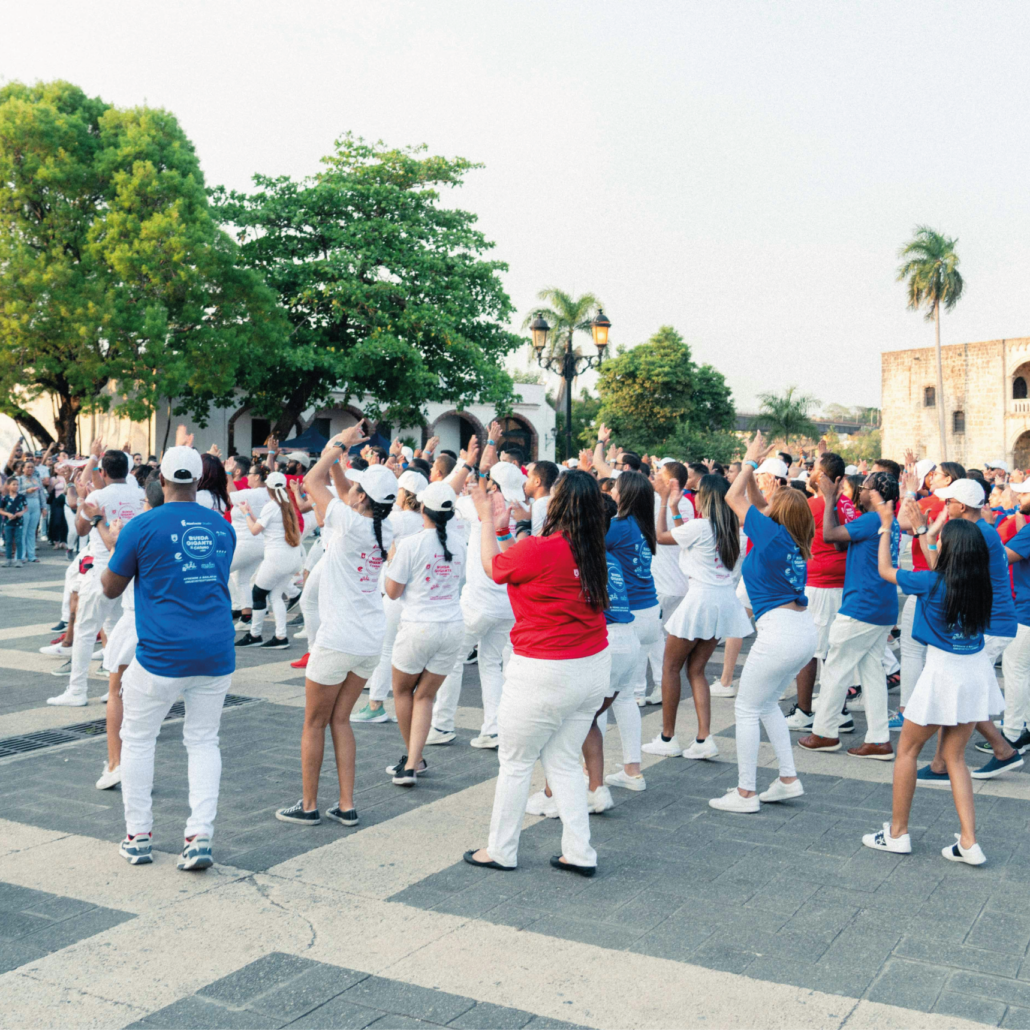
[665,583,754,642]
[904,644,1005,727]
[102,609,138,673]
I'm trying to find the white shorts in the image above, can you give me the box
[102,609,138,673]
[392,619,465,676]
[804,585,843,660]
[306,644,380,685]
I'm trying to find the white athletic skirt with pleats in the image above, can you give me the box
[665,581,754,642]
[904,644,1005,727]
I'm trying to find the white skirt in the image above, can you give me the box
[666,582,754,642]
[102,609,138,673]
[904,645,1005,727]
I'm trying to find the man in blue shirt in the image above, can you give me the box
[102,446,236,871]
[800,472,900,759]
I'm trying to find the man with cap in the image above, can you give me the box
[100,445,237,869]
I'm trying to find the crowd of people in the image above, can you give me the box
[22,419,1030,875]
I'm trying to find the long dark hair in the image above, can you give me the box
[933,520,992,637]
[696,474,740,570]
[364,492,393,553]
[198,453,231,511]
[424,505,454,562]
[541,470,609,610]
[614,470,657,554]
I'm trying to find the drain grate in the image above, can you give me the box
[0,694,263,758]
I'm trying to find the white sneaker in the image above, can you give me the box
[862,821,912,854]
[942,835,987,866]
[587,786,614,814]
[709,787,760,813]
[425,727,456,745]
[526,790,559,818]
[91,648,104,661]
[100,692,109,702]
[642,690,663,706]
[295,627,308,640]
[682,737,719,760]
[95,762,121,790]
[758,778,804,803]
[785,705,815,731]
[605,769,646,791]
[642,734,683,757]
[39,642,72,656]
[46,691,87,707]
[470,734,499,749]
[709,680,736,698]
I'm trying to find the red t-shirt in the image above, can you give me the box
[491,533,608,660]
[910,495,945,571]
[232,477,248,491]
[807,494,858,588]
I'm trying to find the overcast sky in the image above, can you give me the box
[4,1,1029,412]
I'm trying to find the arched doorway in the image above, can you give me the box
[493,415,538,463]
[1014,431,1030,470]
[428,410,486,455]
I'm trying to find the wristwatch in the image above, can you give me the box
[90,514,103,528]
[914,525,928,536]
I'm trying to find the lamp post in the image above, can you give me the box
[530,309,611,461]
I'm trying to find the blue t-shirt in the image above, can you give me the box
[840,511,900,626]
[605,515,658,611]
[1007,524,1030,628]
[896,569,984,654]
[978,518,1017,638]
[108,502,237,677]
[741,507,808,622]
[604,554,635,625]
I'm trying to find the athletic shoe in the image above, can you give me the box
[39,642,72,656]
[234,618,252,632]
[294,627,308,640]
[275,800,321,825]
[642,734,683,757]
[839,713,855,734]
[888,710,905,731]
[425,727,456,745]
[119,832,153,865]
[178,835,214,871]
[587,786,614,813]
[758,778,805,803]
[392,766,417,786]
[847,742,894,761]
[643,690,663,706]
[470,734,499,749]
[285,594,301,614]
[50,620,67,632]
[785,704,814,731]
[46,689,86,706]
[709,788,760,814]
[942,835,986,866]
[709,680,736,698]
[50,660,72,677]
[798,734,841,752]
[886,672,901,691]
[971,752,1025,779]
[326,805,359,826]
[232,609,242,620]
[259,636,289,650]
[91,648,104,661]
[1008,728,1030,753]
[95,762,121,790]
[605,769,646,791]
[290,653,309,669]
[682,737,719,760]
[101,692,109,702]
[526,790,559,818]
[846,686,864,711]
[386,755,427,777]
[916,764,950,785]
[862,821,911,854]
[235,633,263,647]
[350,702,389,724]
[464,646,478,665]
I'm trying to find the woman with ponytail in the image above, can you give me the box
[228,463,268,631]
[383,479,468,785]
[276,424,397,828]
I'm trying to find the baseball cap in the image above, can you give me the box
[656,457,677,467]
[987,460,1010,472]
[935,479,986,509]
[844,464,858,475]
[160,446,202,484]
[285,451,311,468]
[755,458,789,480]
[1010,480,1030,494]
[915,458,936,485]
[417,480,457,513]
[397,469,429,496]
[489,460,527,503]
[400,445,414,462]
[345,464,398,504]
[266,471,287,490]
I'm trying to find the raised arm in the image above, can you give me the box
[447,435,480,493]
[480,422,502,475]
[726,431,765,520]
[654,475,676,545]
[820,475,852,544]
[872,491,899,584]
[304,422,370,519]
[592,424,614,478]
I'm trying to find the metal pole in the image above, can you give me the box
[564,333,574,462]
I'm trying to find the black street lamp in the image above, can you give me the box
[532,309,611,461]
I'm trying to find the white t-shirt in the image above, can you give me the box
[257,500,299,554]
[317,498,395,656]
[531,494,551,535]
[196,489,227,514]
[85,482,146,569]
[652,493,694,596]
[387,524,466,624]
[671,518,734,587]
[455,495,513,621]
[388,509,424,541]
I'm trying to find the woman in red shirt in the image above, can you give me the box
[464,470,611,876]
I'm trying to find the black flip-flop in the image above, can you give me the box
[463,849,515,871]
[550,855,596,878]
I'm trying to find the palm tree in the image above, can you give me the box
[522,287,602,404]
[752,386,819,444]
[897,226,964,460]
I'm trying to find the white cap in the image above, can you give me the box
[797,470,810,482]
[1010,480,1030,494]
[266,471,287,490]
[417,480,457,513]
[489,460,527,503]
[656,457,677,467]
[844,464,858,475]
[755,458,789,480]
[566,458,580,468]
[397,469,429,497]
[286,451,311,468]
[401,445,414,462]
[345,464,398,505]
[987,460,1010,472]
[160,446,202,484]
[935,479,986,509]
[915,458,936,485]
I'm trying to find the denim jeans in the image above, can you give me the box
[3,522,23,561]
[22,502,41,561]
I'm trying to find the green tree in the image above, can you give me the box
[752,386,819,444]
[897,226,964,461]
[0,80,282,450]
[522,287,603,403]
[212,135,522,439]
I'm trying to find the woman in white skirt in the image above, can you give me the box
[862,503,998,865]
[645,474,752,760]
[384,480,467,785]
[713,431,817,813]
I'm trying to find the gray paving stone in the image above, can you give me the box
[632,917,715,963]
[894,936,1022,978]
[284,997,383,1029]
[947,971,1030,1008]
[0,937,49,974]
[0,910,54,939]
[523,913,645,950]
[865,958,949,1011]
[365,1017,441,1029]
[251,964,369,1021]
[933,990,1007,1025]
[780,900,858,939]
[19,902,134,952]
[130,995,284,1029]
[520,1017,592,1030]
[1003,1006,1030,1029]
[685,933,756,974]
[199,951,318,1006]
[965,909,1030,956]
[445,1001,535,1028]
[342,977,476,1026]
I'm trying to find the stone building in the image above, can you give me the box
[881,336,1030,468]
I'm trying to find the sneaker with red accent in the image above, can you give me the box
[290,653,310,669]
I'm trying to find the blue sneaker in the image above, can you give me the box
[119,832,153,865]
[971,752,1025,780]
[916,765,949,786]
[177,835,214,871]
[888,711,905,731]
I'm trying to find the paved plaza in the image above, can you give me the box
[1,556,1029,1029]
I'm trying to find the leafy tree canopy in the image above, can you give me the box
[751,386,819,444]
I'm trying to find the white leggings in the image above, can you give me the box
[735,607,818,792]
[606,625,642,765]
[368,596,403,702]
[230,538,264,611]
[629,603,663,698]
[252,547,302,639]
[299,558,324,648]
[899,594,925,707]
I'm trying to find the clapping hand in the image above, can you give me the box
[578,449,594,471]
[469,481,493,524]
[174,425,194,449]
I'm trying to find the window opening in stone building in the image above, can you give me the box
[952,410,965,434]
[1014,377,1028,400]
[923,386,936,407]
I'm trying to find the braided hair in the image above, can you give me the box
[368,497,394,553]
[424,505,455,562]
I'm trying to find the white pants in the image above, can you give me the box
[736,607,817,791]
[813,615,891,743]
[629,603,663,699]
[648,592,685,685]
[1000,624,1030,739]
[368,596,404,703]
[67,571,121,700]
[882,642,900,677]
[299,557,324,649]
[119,658,231,839]
[252,547,303,639]
[608,625,643,765]
[431,608,514,736]
[230,537,264,611]
[898,594,925,708]
[487,649,610,868]
[61,559,79,622]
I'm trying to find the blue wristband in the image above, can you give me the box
[744,460,759,470]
